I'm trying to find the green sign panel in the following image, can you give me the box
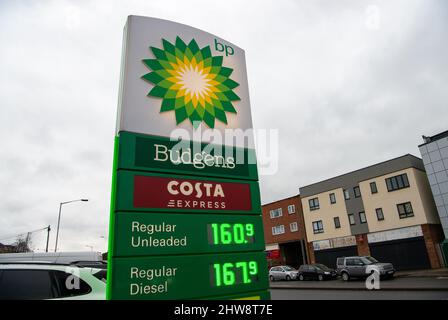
[118,131,258,180]
[113,213,265,256]
[109,252,268,300]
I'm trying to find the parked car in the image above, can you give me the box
[297,263,337,281]
[336,256,395,281]
[269,265,299,281]
[0,262,106,300]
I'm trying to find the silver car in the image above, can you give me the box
[269,265,299,281]
[336,256,395,281]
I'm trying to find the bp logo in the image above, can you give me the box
[142,37,240,128]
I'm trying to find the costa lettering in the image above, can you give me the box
[167,181,225,198]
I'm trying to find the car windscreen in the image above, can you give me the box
[361,257,377,264]
[283,266,296,271]
[314,264,331,271]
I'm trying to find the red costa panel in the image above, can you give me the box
[133,175,252,211]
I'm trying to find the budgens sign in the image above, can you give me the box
[107,16,269,300]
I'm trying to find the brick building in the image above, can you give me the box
[262,195,309,268]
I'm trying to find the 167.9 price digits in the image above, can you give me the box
[212,261,258,286]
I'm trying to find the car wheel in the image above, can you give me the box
[341,272,350,281]
[269,275,275,281]
[299,274,304,281]
[318,274,324,281]
[286,275,291,281]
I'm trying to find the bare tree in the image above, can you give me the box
[14,233,32,253]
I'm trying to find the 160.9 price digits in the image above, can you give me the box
[210,223,255,245]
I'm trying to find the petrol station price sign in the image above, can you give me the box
[110,252,268,300]
[113,213,265,256]
[107,16,270,300]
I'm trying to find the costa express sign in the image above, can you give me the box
[114,171,261,214]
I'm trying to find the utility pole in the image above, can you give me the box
[24,232,31,253]
[45,225,51,252]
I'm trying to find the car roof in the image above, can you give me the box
[0,262,104,272]
[270,265,291,268]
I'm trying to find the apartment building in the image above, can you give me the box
[419,130,448,265]
[262,195,309,268]
[299,154,444,270]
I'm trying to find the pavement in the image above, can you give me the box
[395,268,448,278]
[270,288,448,300]
[269,268,448,291]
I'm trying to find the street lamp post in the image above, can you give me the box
[54,199,88,252]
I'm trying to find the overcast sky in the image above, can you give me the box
[0,0,447,252]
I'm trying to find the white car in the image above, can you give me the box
[0,263,106,300]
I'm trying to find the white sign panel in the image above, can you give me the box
[313,239,331,251]
[313,236,356,251]
[265,244,279,251]
[332,236,357,248]
[367,226,423,244]
[116,16,254,148]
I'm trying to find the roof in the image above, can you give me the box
[419,129,448,147]
[299,154,424,197]
[262,194,300,207]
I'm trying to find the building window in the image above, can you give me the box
[309,198,320,211]
[353,186,361,198]
[376,208,384,221]
[359,211,367,224]
[329,193,336,204]
[270,208,283,219]
[288,204,296,214]
[312,220,324,234]
[386,173,410,192]
[290,222,298,232]
[334,217,341,229]
[344,189,350,200]
[370,182,378,194]
[397,202,414,219]
[272,225,285,235]
[348,214,356,225]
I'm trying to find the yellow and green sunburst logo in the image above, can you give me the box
[142,36,240,128]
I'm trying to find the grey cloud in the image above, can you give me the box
[0,0,447,250]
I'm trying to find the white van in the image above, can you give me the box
[0,251,103,264]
